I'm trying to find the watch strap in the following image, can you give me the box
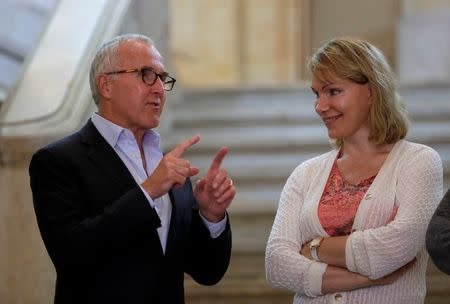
[310,237,324,262]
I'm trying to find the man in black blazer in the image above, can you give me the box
[29,34,235,304]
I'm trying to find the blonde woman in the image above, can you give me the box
[265,37,443,303]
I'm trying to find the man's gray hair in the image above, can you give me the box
[89,34,154,105]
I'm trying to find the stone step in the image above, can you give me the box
[173,87,450,129]
[228,185,281,214]
[164,124,328,152]
[188,152,316,183]
[163,121,450,154]
[174,93,319,129]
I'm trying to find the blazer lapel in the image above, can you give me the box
[78,119,166,257]
[79,119,136,190]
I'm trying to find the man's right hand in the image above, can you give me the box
[141,135,200,199]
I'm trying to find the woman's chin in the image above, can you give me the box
[327,130,339,140]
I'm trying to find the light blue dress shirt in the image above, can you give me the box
[91,113,227,254]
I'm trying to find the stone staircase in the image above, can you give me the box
[161,86,450,303]
[0,0,57,104]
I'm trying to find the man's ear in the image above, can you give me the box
[97,74,112,99]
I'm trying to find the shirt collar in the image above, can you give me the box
[91,112,161,149]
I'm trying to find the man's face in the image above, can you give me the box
[100,40,166,133]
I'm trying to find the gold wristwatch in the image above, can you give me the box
[310,237,324,262]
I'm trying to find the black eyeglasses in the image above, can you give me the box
[105,67,176,91]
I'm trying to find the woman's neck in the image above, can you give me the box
[340,138,393,158]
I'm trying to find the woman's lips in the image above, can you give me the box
[322,114,342,126]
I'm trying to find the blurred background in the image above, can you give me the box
[0,0,449,303]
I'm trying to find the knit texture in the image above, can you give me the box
[265,140,443,303]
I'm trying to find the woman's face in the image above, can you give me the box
[311,74,372,141]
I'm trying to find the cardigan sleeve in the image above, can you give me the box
[345,146,443,279]
[426,187,450,274]
[265,163,327,297]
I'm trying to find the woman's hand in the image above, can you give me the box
[300,240,312,259]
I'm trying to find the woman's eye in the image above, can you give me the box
[327,88,341,96]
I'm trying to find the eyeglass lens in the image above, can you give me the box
[142,69,174,90]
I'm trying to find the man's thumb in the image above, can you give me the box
[189,166,200,177]
[195,177,207,192]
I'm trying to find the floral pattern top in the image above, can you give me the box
[318,157,376,237]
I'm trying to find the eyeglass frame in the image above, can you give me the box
[104,67,176,91]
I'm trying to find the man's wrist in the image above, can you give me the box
[199,211,227,238]
[199,210,225,223]
[140,181,156,200]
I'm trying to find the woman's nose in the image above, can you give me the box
[315,96,329,113]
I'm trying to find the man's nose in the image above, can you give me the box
[152,77,165,95]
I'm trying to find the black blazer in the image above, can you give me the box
[426,187,450,275]
[29,120,232,304]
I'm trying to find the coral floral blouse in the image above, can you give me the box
[318,157,376,237]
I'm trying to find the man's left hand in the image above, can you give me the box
[194,147,236,223]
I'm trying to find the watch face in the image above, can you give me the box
[311,237,322,248]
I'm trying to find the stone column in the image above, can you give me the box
[397,0,450,85]
[0,138,55,304]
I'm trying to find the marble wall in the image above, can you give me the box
[0,163,55,303]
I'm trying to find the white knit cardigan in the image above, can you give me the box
[265,140,443,304]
